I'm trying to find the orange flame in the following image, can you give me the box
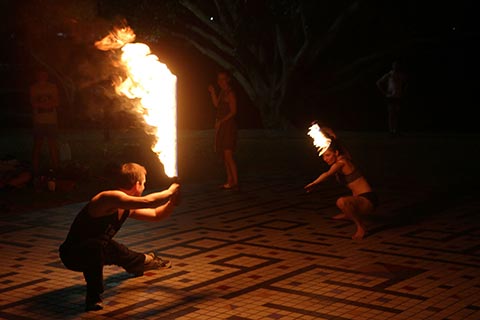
[307,123,331,156]
[95,27,178,178]
[94,26,136,51]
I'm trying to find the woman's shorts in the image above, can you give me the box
[358,192,379,209]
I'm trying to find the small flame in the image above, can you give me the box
[307,123,331,156]
[96,27,178,178]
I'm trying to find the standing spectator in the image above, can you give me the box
[30,70,60,176]
[376,60,408,136]
[208,70,239,190]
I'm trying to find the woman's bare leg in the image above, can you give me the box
[332,213,350,220]
[336,197,368,240]
[224,150,238,187]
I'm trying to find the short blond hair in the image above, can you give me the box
[116,163,146,189]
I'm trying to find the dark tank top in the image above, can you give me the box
[60,204,129,249]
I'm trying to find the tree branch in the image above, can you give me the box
[179,0,234,46]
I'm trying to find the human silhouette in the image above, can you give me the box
[208,70,239,190]
[376,60,408,136]
[30,70,60,176]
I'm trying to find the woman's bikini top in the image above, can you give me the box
[335,168,363,185]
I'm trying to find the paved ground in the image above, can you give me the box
[1,167,480,319]
[1,131,480,319]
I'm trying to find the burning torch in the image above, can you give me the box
[304,121,333,194]
[95,25,181,204]
[307,122,332,157]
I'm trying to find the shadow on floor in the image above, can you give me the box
[368,185,480,237]
[0,271,210,319]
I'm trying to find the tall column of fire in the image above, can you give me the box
[95,26,178,178]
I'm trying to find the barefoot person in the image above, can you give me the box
[208,70,239,190]
[304,138,378,240]
[59,163,180,311]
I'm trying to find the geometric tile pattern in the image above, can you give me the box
[1,175,480,319]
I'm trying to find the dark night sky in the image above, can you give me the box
[0,0,478,132]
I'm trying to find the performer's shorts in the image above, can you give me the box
[358,192,379,209]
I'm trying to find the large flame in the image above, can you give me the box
[307,123,331,156]
[95,27,178,178]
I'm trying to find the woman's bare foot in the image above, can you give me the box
[220,183,238,190]
[332,213,349,220]
[352,227,367,240]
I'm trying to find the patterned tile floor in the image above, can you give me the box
[1,174,480,320]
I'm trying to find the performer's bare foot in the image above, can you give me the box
[352,227,367,240]
[332,213,349,220]
[220,183,238,190]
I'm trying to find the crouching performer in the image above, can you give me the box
[304,139,378,240]
[59,162,180,311]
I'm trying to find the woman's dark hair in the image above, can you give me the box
[217,68,231,75]
[328,137,352,160]
[328,138,342,154]
[217,69,232,82]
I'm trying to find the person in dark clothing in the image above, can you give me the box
[304,135,377,240]
[30,70,60,175]
[0,155,32,190]
[376,60,408,136]
[208,70,239,190]
[59,162,180,311]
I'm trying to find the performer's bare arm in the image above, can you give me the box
[88,183,179,217]
[129,200,176,222]
[376,72,390,96]
[208,85,219,108]
[304,161,343,192]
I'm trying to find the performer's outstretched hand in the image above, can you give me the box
[304,182,315,193]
